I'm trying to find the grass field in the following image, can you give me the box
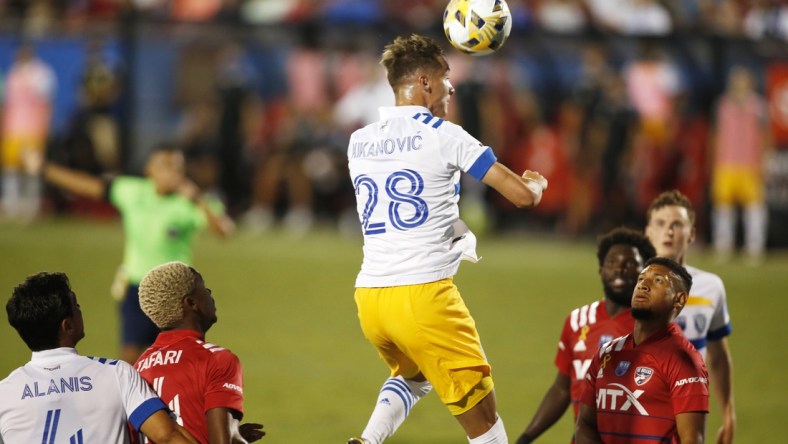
[1,218,786,442]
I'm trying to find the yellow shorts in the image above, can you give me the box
[354,278,493,414]
[1,136,46,169]
[712,166,763,206]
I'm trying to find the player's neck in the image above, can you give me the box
[394,82,428,109]
[632,319,668,345]
[172,318,207,336]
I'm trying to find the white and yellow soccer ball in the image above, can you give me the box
[443,0,512,56]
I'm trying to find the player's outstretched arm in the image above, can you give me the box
[574,403,603,444]
[676,412,707,444]
[23,150,106,200]
[706,338,735,444]
[516,372,571,443]
[481,162,547,209]
[207,407,265,443]
[177,179,236,238]
[139,410,199,444]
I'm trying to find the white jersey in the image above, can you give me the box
[0,348,166,444]
[348,106,495,287]
[675,265,732,358]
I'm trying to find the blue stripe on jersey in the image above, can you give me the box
[411,112,432,125]
[86,356,119,365]
[707,323,732,341]
[48,409,61,444]
[690,337,707,351]
[128,397,167,431]
[42,409,59,444]
[467,147,497,180]
[454,183,461,196]
[411,112,445,128]
[69,430,84,444]
[42,410,53,443]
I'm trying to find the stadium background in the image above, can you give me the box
[1,1,788,442]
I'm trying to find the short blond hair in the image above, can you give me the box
[139,261,195,329]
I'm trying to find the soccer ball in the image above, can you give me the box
[443,0,512,56]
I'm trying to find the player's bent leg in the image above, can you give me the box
[357,373,433,444]
[450,375,507,442]
[466,413,507,444]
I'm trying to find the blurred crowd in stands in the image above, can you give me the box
[3,0,788,40]
[0,0,787,254]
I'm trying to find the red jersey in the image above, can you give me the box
[134,330,244,444]
[579,323,709,443]
[555,300,635,417]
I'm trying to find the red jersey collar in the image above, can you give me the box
[155,329,205,345]
[629,323,681,347]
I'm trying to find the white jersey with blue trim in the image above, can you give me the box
[675,265,732,358]
[348,106,496,287]
[0,348,166,444]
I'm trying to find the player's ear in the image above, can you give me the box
[61,317,72,334]
[674,291,688,310]
[419,75,430,92]
[183,294,196,310]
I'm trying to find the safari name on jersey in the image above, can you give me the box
[20,376,93,399]
[136,349,184,371]
[351,133,424,159]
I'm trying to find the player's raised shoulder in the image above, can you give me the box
[433,117,479,141]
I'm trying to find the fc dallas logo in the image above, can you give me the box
[634,366,654,386]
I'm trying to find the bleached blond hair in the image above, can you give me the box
[139,261,195,329]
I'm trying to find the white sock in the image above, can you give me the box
[712,204,735,255]
[468,416,507,444]
[2,171,20,217]
[360,376,432,444]
[743,203,767,257]
[19,173,41,220]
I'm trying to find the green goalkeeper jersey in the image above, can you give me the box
[109,176,217,284]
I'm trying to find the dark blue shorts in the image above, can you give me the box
[120,285,160,346]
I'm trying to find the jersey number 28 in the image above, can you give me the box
[353,169,429,235]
